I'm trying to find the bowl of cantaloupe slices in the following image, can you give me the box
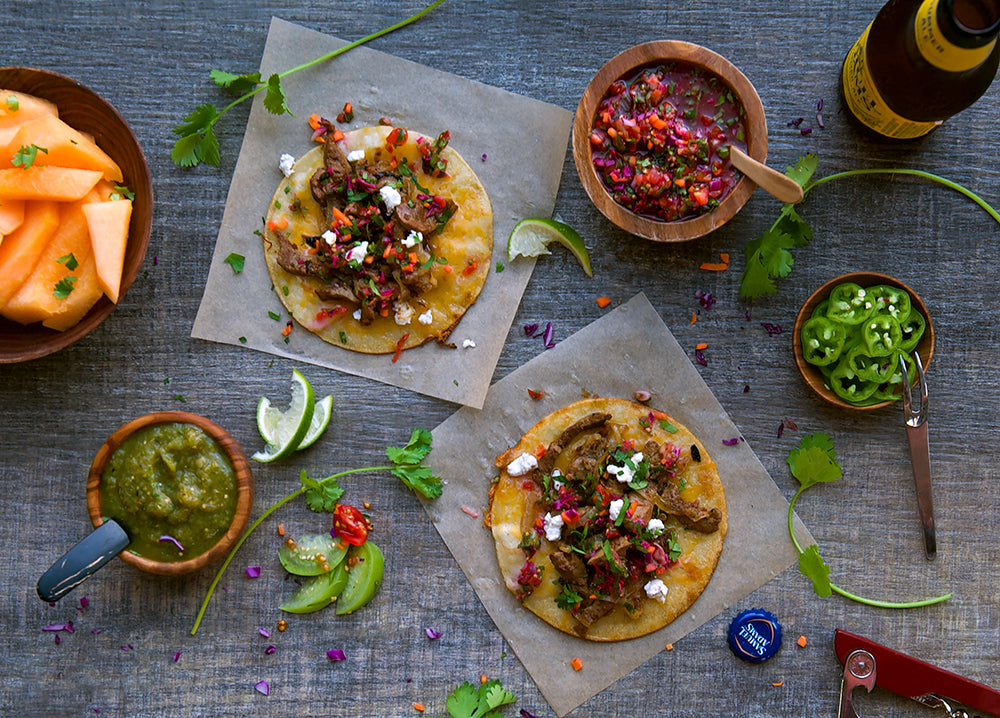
[0,67,152,363]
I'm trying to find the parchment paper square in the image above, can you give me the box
[425,293,811,716]
[192,17,572,408]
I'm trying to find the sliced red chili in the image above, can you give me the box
[332,504,369,546]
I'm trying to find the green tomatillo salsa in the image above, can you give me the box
[589,61,747,222]
[99,422,237,562]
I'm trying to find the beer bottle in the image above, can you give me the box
[842,0,1000,139]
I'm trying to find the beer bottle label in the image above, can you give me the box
[842,23,941,139]
[914,0,996,71]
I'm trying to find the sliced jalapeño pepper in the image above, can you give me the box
[899,310,926,353]
[800,316,847,366]
[826,282,875,325]
[867,284,911,322]
[863,313,902,356]
[847,345,898,382]
[870,354,917,402]
[811,298,830,319]
[829,362,880,403]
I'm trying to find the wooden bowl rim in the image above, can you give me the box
[572,40,768,242]
[0,66,153,364]
[792,272,935,411]
[86,411,254,575]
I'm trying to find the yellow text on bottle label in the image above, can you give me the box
[915,0,996,72]
[842,23,940,139]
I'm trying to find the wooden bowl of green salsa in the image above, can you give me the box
[86,411,253,575]
[572,41,768,242]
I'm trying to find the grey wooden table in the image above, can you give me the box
[3,1,999,716]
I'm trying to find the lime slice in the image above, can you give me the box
[252,369,315,463]
[297,394,333,450]
[507,218,593,277]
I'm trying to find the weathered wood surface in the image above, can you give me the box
[2,1,999,716]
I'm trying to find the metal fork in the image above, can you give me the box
[899,352,936,560]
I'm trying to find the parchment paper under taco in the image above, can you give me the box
[263,124,492,354]
[489,398,727,641]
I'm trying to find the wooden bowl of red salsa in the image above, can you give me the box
[572,41,767,242]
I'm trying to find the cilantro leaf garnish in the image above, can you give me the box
[191,428,440,634]
[6,95,18,112]
[12,143,48,169]
[109,184,135,201]
[300,470,345,513]
[555,583,582,610]
[786,432,949,608]
[740,155,1000,298]
[443,679,517,718]
[171,1,447,168]
[223,252,245,273]
[57,253,79,271]
[53,276,77,299]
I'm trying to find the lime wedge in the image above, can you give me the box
[507,218,593,277]
[252,369,315,463]
[297,394,333,450]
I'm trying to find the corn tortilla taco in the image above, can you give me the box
[263,123,492,354]
[488,397,727,641]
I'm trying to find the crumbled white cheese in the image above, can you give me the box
[322,229,338,246]
[394,302,414,326]
[418,309,433,325]
[631,451,645,466]
[506,452,538,477]
[278,153,296,177]
[346,241,370,265]
[353,309,362,321]
[542,512,564,542]
[644,578,669,603]
[647,518,665,535]
[346,149,365,162]
[402,230,423,248]
[608,498,625,522]
[379,185,402,212]
[607,463,635,484]
[462,339,476,349]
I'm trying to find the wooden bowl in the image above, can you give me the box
[572,41,767,242]
[793,272,934,411]
[86,412,253,576]
[0,67,152,363]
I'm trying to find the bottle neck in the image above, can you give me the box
[915,0,1000,71]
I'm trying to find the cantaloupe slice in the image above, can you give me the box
[0,165,102,201]
[1,116,123,182]
[0,200,60,308]
[81,198,131,303]
[41,253,103,331]
[0,91,58,146]
[2,198,95,325]
[0,199,24,235]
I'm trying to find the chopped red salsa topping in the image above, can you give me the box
[590,61,747,222]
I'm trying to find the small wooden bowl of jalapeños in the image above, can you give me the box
[572,40,768,242]
[793,272,934,411]
[86,411,254,576]
[0,67,152,364]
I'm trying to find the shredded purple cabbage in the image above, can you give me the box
[173,651,181,663]
[542,322,555,349]
[695,349,707,366]
[760,322,783,337]
[743,384,750,393]
[523,323,539,337]
[265,645,276,655]
[327,649,347,662]
[158,535,185,552]
[520,710,541,718]
[694,289,716,310]
[424,627,442,640]
[254,680,269,696]
[78,597,89,610]
[42,622,75,633]
[245,566,262,579]
[723,437,740,446]
[259,628,270,638]
[777,422,785,439]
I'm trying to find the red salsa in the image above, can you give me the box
[590,61,747,222]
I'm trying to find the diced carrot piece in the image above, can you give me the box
[1,116,123,182]
[82,198,132,303]
[0,165,102,201]
[596,296,611,308]
[2,196,95,324]
[0,198,24,235]
[0,200,60,308]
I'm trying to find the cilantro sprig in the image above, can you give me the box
[786,432,950,609]
[171,0,447,168]
[190,428,442,634]
[439,679,517,718]
[740,155,1000,298]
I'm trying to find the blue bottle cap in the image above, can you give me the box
[727,608,782,663]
